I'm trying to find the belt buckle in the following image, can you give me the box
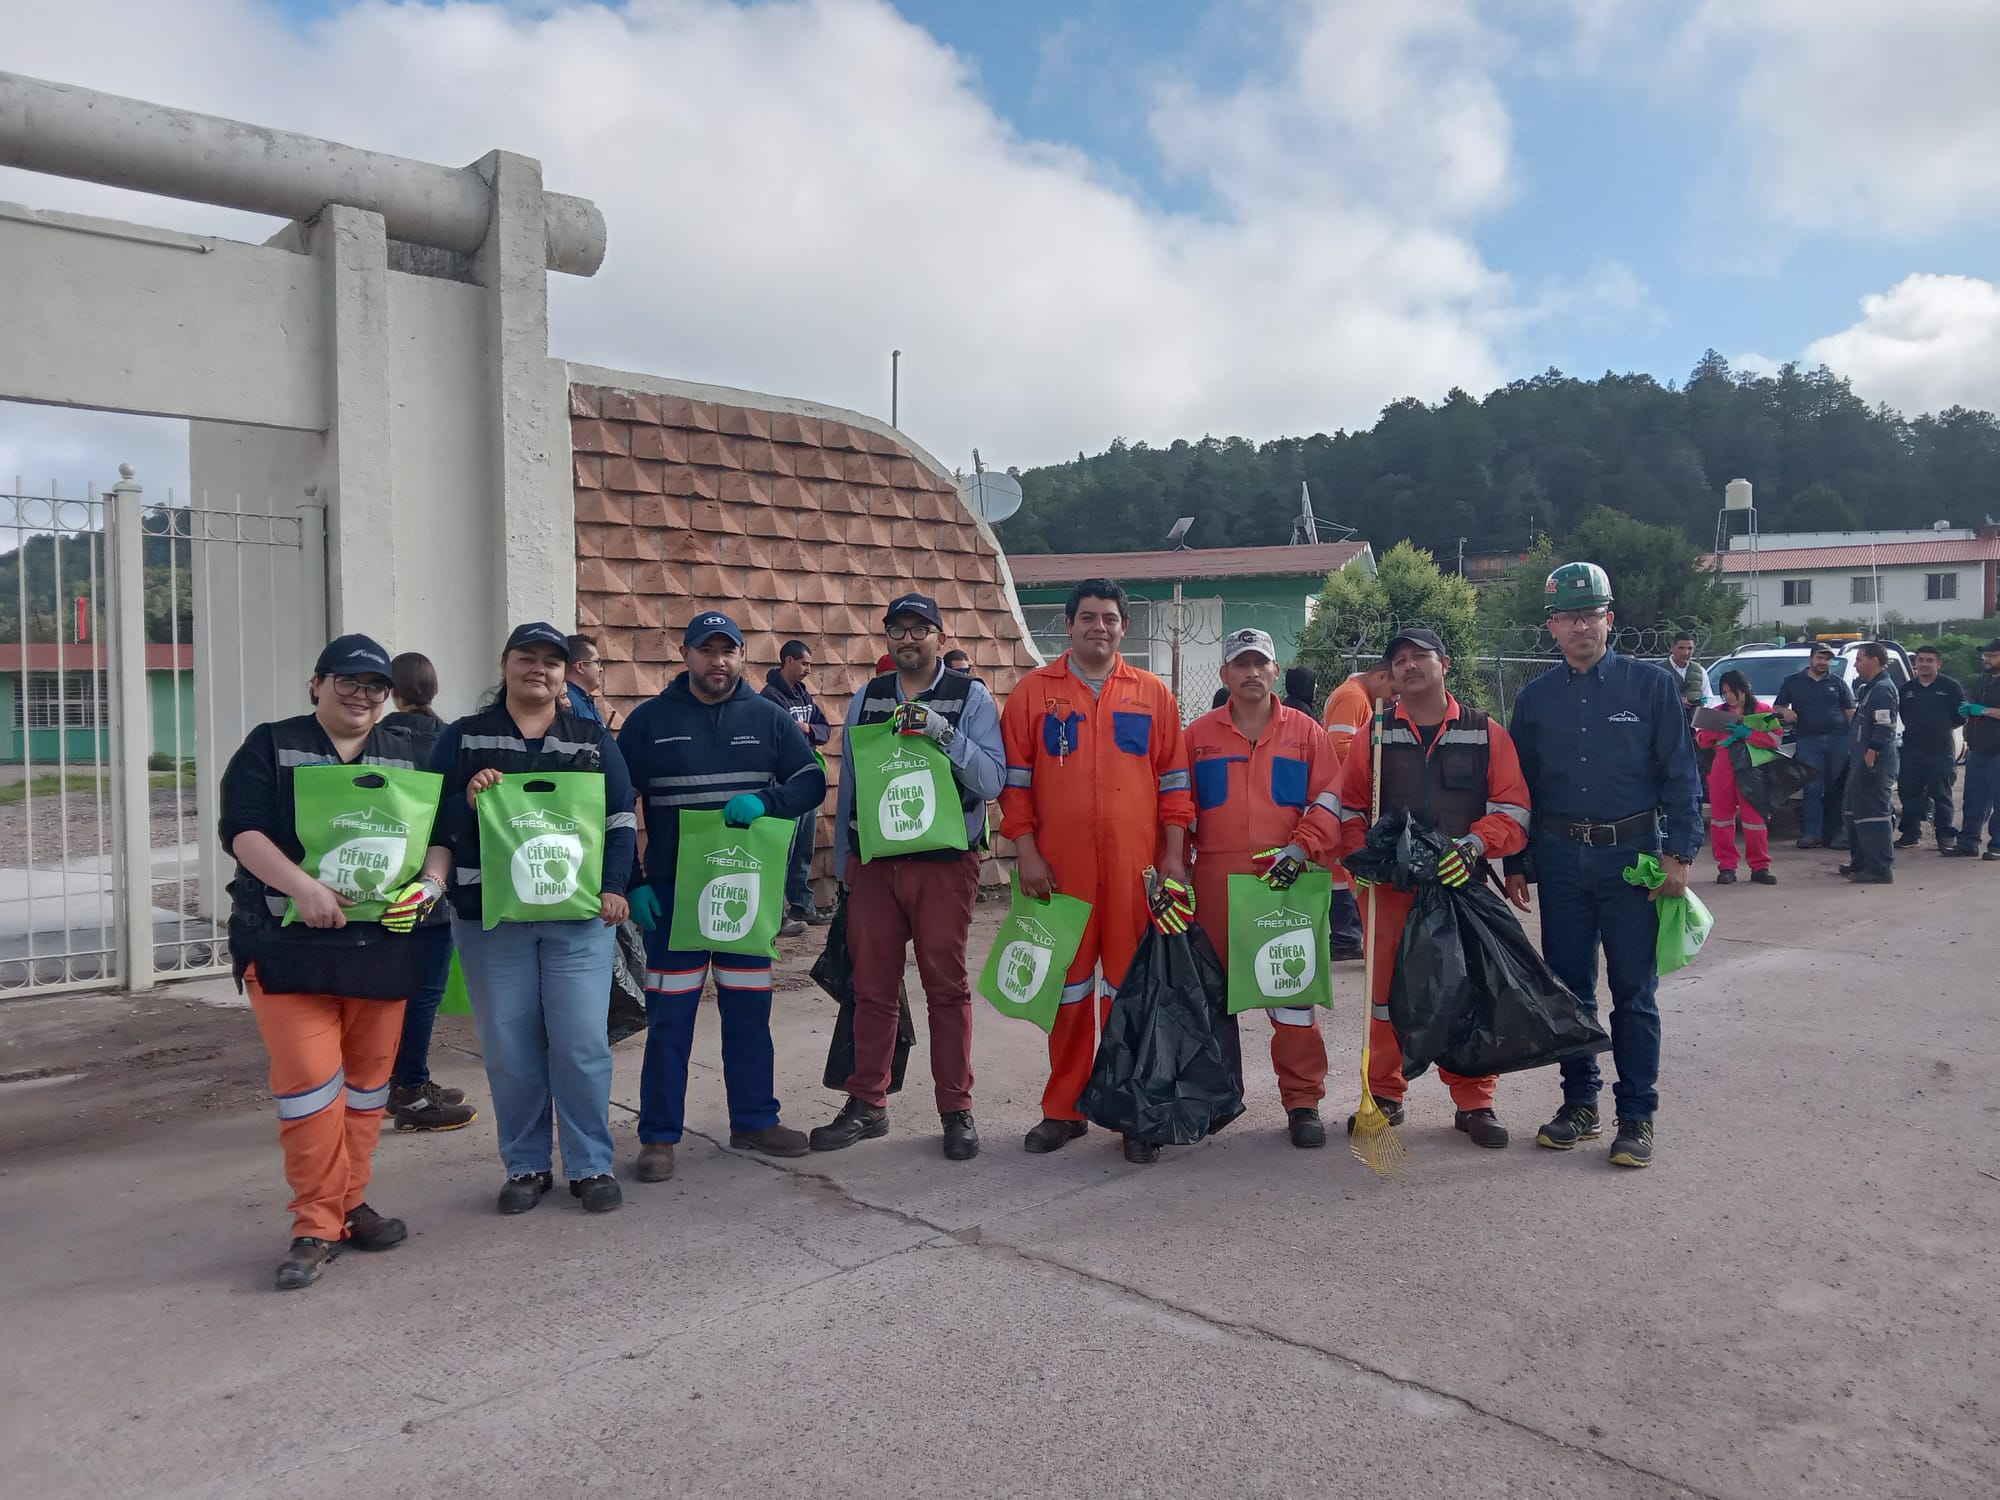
[1571,820,1608,847]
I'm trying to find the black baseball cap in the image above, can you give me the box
[314,634,393,679]
[1983,638,2000,653]
[885,592,944,630]
[1380,627,1446,665]
[505,622,572,659]
[683,610,744,649]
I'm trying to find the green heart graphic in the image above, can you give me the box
[1281,955,1306,981]
[1008,954,1036,990]
[542,857,571,886]
[723,895,749,925]
[905,792,926,824]
[351,867,383,895]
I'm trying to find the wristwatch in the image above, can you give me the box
[935,723,957,750]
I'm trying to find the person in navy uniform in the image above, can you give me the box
[1840,643,1901,884]
[1503,563,1703,1170]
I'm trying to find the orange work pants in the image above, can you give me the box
[1357,886,1496,1111]
[1042,872,1152,1121]
[246,968,404,1241]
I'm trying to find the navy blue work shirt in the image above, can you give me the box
[1774,670,1853,738]
[1507,650,1704,863]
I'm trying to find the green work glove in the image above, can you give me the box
[722,793,767,827]
[1259,845,1308,890]
[1436,837,1480,888]
[381,875,444,934]
[628,884,662,933]
[1959,701,1987,719]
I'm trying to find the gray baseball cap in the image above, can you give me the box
[1222,627,1278,663]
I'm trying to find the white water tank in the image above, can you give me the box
[1724,479,1754,511]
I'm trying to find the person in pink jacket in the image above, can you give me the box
[1695,669,1781,885]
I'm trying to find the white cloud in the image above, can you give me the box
[1806,274,2000,417]
[0,0,1565,480]
[1682,0,2000,240]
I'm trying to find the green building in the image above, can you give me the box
[1005,541,1376,717]
[0,643,197,765]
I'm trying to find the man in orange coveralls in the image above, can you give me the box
[1320,659,1397,961]
[1185,628,1343,1149]
[1333,628,1531,1149]
[1000,577,1195,1164]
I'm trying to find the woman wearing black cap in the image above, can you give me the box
[217,634,445,1290]
[400,622,639,1216]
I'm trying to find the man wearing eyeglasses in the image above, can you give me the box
[1503,563,1702,1170]
[761,639,834,932]
[814,593,1005,1161]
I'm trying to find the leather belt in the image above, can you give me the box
[1534,810,1658,848]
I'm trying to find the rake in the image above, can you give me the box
[1349,695,1408,1179]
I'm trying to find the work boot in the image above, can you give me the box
[635,1142,676,1182]
[778,915,807,938]
[1894,834,1922,849]
[1454,1108,1509,1149]
[1715,868,1737,884]
[389,1082,477,1132]
[1330,942,1365,963]
[1985,850,2000,862]
[1837,862,1858,876]
[810,1097,890,1152]
[731,1124,811,1158]
[1943,844,1979,858]
[423,1079,467,1107]
[1023,1117,1088,1154]
[1794,837,1823,850]
[790,903,832,929]
[1535,1101,1602,1150]
[1122,1135,1159,1165]
[1287,1107,1326,1149]
[342,1202,407,1251]
[497,1170,553,1215]
[569,1174,623,1213]
[1609,1118,1654,1168]
[1344,1097,1405,1134]
[275,1236,340,1291]
[1850,870,1894,884]
[1750,868,1777,885]
[941,1110,980,1161]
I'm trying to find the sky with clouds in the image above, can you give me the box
[2,0,1997,501]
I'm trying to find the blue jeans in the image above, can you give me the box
[1897,749,1956,843]
[391,927,454,1088]
[639,916,781,1143]
[786,814,816,914]
[1957,750,2000,853]
[451,915,616,1181]
[1532,836,1662,1122]
[1793,732,1848,842]
[1328,887,1362,950]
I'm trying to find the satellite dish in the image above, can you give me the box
[958,470,1023,524]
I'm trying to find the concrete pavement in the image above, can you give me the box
[1,848,1997,1498]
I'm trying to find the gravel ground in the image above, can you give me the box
[0,784,202,869]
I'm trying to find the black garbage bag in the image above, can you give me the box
[1079,925,1244,1145]
[1349,811,1610,1078]
[816,903,915,1094]
[608,921,650,1046]
[1730,740,1817,824]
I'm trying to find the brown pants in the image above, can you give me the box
[844,851,981,1112]
[246,968,404,1241]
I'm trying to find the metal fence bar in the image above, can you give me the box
[109,467,153,991]
[165,492,190,963]
[89,498,111,972]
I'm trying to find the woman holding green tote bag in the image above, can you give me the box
[403,623,638,1217]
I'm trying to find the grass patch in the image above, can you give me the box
[0,770,195,806]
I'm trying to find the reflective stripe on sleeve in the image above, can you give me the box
[1337,801,1367,823]
[1485,801,1529,829]
[1004,766,1034,789]
[275,1069,345,1121]
[1158,769,1191,792]
[607,811,639,831]
[1311,791,1340,815]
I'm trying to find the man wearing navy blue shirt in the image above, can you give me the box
[1504,563,1703,1170]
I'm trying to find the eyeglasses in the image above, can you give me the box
[330,675,391,702]
[1549,610,1608,628]
[886,623,935,641]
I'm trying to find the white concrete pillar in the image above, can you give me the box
[315,205,395,634]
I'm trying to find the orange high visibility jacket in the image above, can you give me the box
[999,653,1195,877]
[1321,675,1375,773]
[1184,703,1341,961]
[1332,694,1531,864]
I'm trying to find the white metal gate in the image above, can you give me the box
[0,466,323,996]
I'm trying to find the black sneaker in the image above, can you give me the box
[1287,1107,1327,1149]
[1330,943,1365,963]
[1023,1117,1088,1154]
[1850,870,1893,884]
[1794,838,1823,850]
[275,1236,340,1291]
[1122,1135,1159,1164]
[569,1174,623,1213]
[1943,845,1979,858]
[1837,862,1857,876]
[342,1202,407,1251]
[791,904,834,928]
[1535,1101,1602,1149]
[1750,868,1777,886]
[1454,1108,1509,1149]
[941,1110,980,1161]
[389,1083,478,1132]
[1715,868,1737,884]
[498,1170,554,1215]
[1894,834,1921,849]
[1985,851,2000,863]
[1344,1097,1404,1134]
[778,916,807,938]
[1609,1118,1654,1168]
[809,1097,890,1152]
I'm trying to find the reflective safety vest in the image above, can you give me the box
[443,703,608,910]
[845,666,986,858]
[1377,706,1492,840]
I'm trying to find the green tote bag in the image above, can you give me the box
[975,878,1093,1033]
[285,764,444,925]
[846,720,970,863]
[1225,869,1335,1014]
[668,808,793,957]
[475,773,607,930]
